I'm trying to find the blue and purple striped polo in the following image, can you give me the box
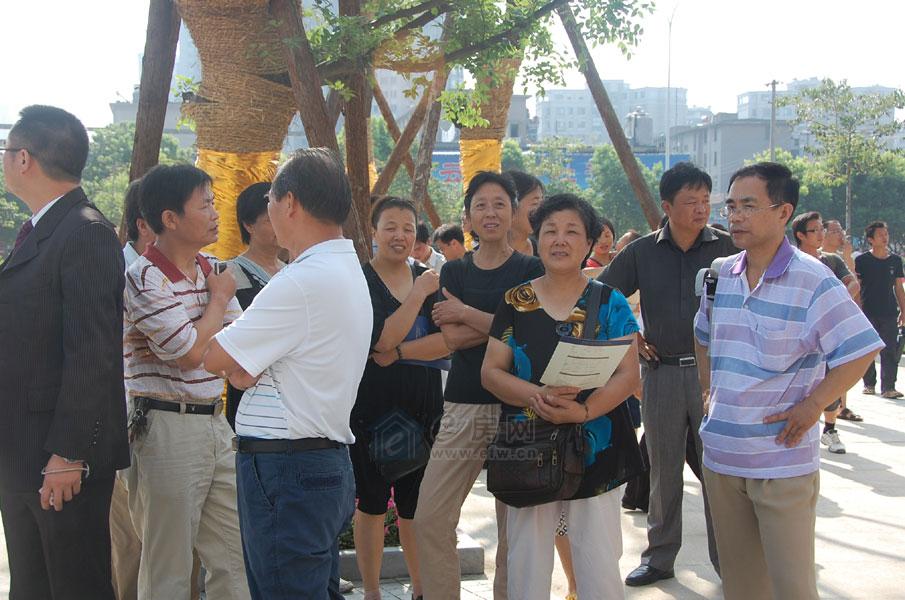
[694,239,883,479]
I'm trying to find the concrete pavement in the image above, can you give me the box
[1,381,904,599]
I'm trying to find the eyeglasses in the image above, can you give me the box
[805,228,822,234]
[0,147,26,154]
[718,203,783,218]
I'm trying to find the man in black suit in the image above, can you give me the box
[0,105,129,599]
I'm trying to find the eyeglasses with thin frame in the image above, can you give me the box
[805,228,822,234]
[0,147,26,154]
[718,203,784,219]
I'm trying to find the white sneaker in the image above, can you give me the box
[821,430,846,454]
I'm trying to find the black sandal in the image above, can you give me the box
[838,407,863,422]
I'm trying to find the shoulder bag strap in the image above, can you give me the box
[582,280,604,340]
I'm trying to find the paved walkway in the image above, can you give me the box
[2,381,904,599]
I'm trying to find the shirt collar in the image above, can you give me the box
[655,223,716,248]
[30,194,64,226]
[730,237,795,279]
[294,238,356,263]
[142,244,206,284]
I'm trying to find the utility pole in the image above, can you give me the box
[768,79,778,161]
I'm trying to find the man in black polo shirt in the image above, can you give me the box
[600,163,736,586]
[855,221,905,398]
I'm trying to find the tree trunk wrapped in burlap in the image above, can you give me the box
[459,58,521,190]
[177,0,296,259]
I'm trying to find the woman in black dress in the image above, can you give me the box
[351,196,449,600]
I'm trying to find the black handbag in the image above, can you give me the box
[486,281,607,508]
[367,409,431,482]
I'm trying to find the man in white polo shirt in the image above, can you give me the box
[204,148,372,600]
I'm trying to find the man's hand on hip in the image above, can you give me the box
[637,332,659,362]
[763,396,824,448]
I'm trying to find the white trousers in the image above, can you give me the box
[507,489,624,600]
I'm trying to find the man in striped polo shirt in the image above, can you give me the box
[123,164,249,599]
[694,162,882,600]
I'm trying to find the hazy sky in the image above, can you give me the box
[2,0,903,127]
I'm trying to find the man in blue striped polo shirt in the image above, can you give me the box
[693,162,882,600]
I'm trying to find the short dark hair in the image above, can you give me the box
[728,162,800,214]
[659,162,712,204]
[530,193,602,244]
[434,223,465,245]
[416,223,432,244]
[504,170,545,202]
[824,219,841,230]
[236,182,272,244]
[599,216,616,240]
[865,221,887,239]
[123,179,144,243]
[622,229,642,243]
[8,105,89,182]
[464,171,517,214]
[140,164,213,234]
[370,195,417,229]
[271,148,351,225]
[791,211,822,247]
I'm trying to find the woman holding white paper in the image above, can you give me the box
[482,194,641,600]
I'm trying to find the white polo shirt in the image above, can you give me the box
[215,238,372,443]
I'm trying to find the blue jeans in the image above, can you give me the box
[236,444,355,600]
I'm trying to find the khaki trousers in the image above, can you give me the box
[110,474,141,600]
[703,467,819,600]
[414,402,508,600]
[127,408,249,600]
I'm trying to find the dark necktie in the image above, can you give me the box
[13,219,34,252]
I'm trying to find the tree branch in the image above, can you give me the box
[373,73,441,227]
[127,0,180,242]
[269,0,339,152]
[314,0,567,82]
[370,0,450,29]
[445,0,568,64]
[557,2,661,229]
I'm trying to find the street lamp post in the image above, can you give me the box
[665,3,679,170]
[767,79,778,161]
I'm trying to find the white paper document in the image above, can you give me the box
[540,337,633,390]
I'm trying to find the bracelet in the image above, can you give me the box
[41,466,90,476]
[395,345,404,361]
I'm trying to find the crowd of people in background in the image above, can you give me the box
[0,104,897,600]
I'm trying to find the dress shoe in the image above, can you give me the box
[625,564,675,587]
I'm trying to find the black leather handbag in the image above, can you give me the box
[486,281,607,508]
[367,409,432,483]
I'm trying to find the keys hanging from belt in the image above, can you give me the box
[128,397,150,443]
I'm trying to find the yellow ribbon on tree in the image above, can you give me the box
[197,148,280,260]
[459,138,503,191]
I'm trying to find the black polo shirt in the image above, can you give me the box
[599,224,738,357]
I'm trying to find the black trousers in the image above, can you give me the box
[0,477,115,600]
[863,314,899,392]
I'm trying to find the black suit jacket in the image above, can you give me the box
[0,187,129,493]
